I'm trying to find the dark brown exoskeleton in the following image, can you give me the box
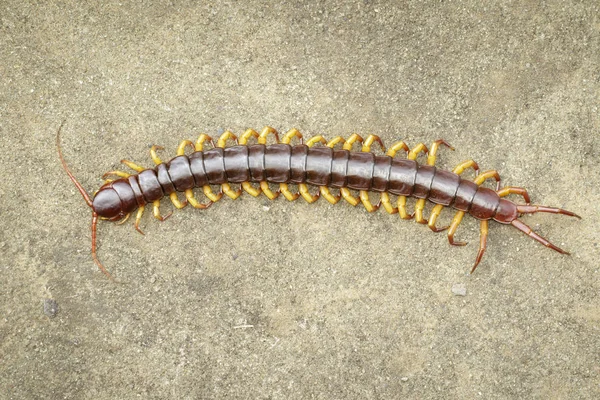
[57,123,580,280]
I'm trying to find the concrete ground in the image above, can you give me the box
[1,1,598,399]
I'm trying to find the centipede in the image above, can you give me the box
[56,122,580,280]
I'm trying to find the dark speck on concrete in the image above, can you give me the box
[43,299,59,319]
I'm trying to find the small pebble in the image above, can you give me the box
[452,283,467,296]
[401,377,409,382]
[43,299,59,318]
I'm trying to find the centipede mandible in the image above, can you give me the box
[57,122,580,280]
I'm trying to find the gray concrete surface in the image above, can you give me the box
[1,1,599,399]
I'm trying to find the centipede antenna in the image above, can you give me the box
[91,212,116,280]
[56,121,93,208]
[516,205,581,219]
[511,219,569,255]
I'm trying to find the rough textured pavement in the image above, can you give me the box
[1,1,599,399]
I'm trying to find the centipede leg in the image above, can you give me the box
[152,200,173,220]
[497,186,531,205]
[101,170,131,181]
[169,192,188,208]
[447,211,467,246]
[414,140,453,224]
[471,220,489,273]
[134,206,145,235]
[474,170,501,191]
[120,160,145,172]
[150,145,165,165]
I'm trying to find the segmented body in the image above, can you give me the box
[57,124,580,280]
[96,142,511,222]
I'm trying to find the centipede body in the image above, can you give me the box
[57,123,580,280]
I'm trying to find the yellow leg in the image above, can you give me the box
[321,186,340,204]
[238,129,259,145]
[380,193,398,214]
[260,181,280,200]
[340,188,360,206]
[242,182,262,197]
[280,183,299,201]
[134,206,145,235]
[386,141,409,157]
[150,145,165,165]
[447,211,467,246]
[217,131,238,148]
[426,139,454,165]
[497,186,530,204]
[361,134,385,153]
[152,200,172,220]
[195,134,213,151]
[185,189,213,209]
[169,192,188,208]
[306,135,327,147]
[203,185,223,202]
[258,126,280,144]
[453,159,479,176]
[360,191,379,212]
[300,184,319,203]
[121,160,145,172]
[342,133,363,150]
[177,140,195,156]
[326,136,345,148]
[471,220,489,273]
[102,170,131,180]
[116,213,131,225]
[427,205,448,232]
[408,143,428,161]
[281,128,303,145]
[474,170,501,191]
[397,196,412,220]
